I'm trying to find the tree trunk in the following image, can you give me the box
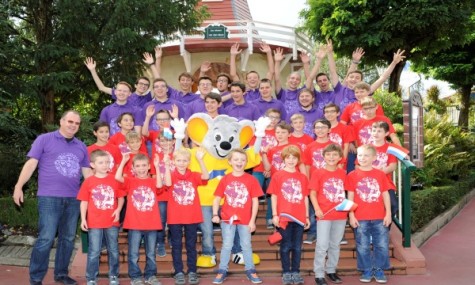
[40,89,56,129]
[388,61,405,94]
[458,85,472,130]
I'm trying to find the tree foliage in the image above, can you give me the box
[300,0,474,92]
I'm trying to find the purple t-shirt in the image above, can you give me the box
[276,87,304,118]
[220,91,233,108]
[286,105,321,137]
[111,89,153,109]
[253,97,287,119]
[332,82,357,114]
[141,98,185,131]
[99,102,142,135]
[168,86,200,105]
[244,88,261,102]
[224,101,261,121]
[314,89,335,118]
[27,131,90,197]
[186,97,225,120]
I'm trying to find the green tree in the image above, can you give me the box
[300,0,474,92]
[2,0,208,129]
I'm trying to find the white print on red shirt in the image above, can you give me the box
[224,181,249,208]
[356,177,381,203]
[323,178,345,203]
[172,180,196,206]
[91,184,115,210]
[281,178,303,203]
[131,186,156,211]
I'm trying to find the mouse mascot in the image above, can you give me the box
[171,114,270,268]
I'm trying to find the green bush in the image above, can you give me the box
[373,89,403,125]
[0,197,38,229]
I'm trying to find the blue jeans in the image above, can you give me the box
[30,196,80,283]
[219,222,255,271]
[252,171,272,221]
[200,206,216,256]
[278,222,304,273]
[346,152,356,173]
[308,201,316,237]
[354,220,390,272]
[389,190,398,218]
[86,227,119,281]
[169,224,198,274]
[128,230,157,280]
[157,201,167,245]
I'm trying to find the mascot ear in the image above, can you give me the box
[187,113,212,145]
[238,120,255,148]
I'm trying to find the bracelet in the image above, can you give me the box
[213,214,219,217]
[352,60,361,64]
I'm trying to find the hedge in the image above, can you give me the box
[0,198,38,229]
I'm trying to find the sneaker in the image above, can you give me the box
[130,279,145,285]
[266,219,274,229]
[174,272,186,285]
[109,276,119,285]
[291,272,304,284]
[188,272,200,285]
[373,269,387,284]
[359,271,373,283]
[232,252,245,265]
[145,276,161,285]
[212,270,227,284]
[157,243,166,257]
[213,225,221,232]
[282,273,292,285]
[86,281,97,285]
[315,278,328,285]
[303,234,316,244]
[340,236,348,245]
[326,273,342,284]
[246,269,263,284]
[54,276,78,285]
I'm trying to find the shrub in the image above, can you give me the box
[0,198,38,229]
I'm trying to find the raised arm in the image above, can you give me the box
[370,49,406,93]
[305,45,327,91]
[274,47,285,94]
[13,158,39,206]
[115,153,130,183]
[199,61,212,78]
[141,105,155,137]
[84,57,113,95]
[154,46,163,78]
[343,47,365,86]
[195,148,209,180]
[153,154,163,188]
[327,39,340,87]
[143,52,159,80]
[300,52,311,81]
[229,43,242,82]
[260,43,275,81]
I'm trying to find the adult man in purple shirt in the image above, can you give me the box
[254,78,287,119]
[186,77,225,119]
[224,82,261,121]
[13,110,93,285]
[287,88,322,137]
[84,57,153,108]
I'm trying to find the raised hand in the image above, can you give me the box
[316,44,327,60]
[154,46,163,58]
[230,43,242,55]
[299,52,310,64]
[274,47,284,62]
[145,105,156,118]
[84,57,96,70]
[393,49,406,63]
[142,52,154,65]
[170,118,187,140]
[195,148,206,160]
[352,47,365,62]
[254,116,272,137]
[200,61,212,73]
[326,38,334,53]
[153,153,160,168]
[170,104,179,119]
[259,43,271,54]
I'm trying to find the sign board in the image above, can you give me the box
[204,24,229,39]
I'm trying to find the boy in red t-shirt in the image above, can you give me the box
[77,150,125,285]
[346,145,392,283]
[288,113,314,152]
[340,82,384,125]
[309,144,347,285]
[212,149,264,284]
[165,148,208,285]
[87,121,122,174]
[115,153,164,285]
[267,145,310,285]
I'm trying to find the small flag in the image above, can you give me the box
[387,143,409,160]
[335,199,358,212]
[163,127,173,140]
[222,214,239,225]
[280,212,305,227]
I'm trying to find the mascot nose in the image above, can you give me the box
[220,141,232,150]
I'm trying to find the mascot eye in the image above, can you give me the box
[229,136,234,142]
[215,134,222,141]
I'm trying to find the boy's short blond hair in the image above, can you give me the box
[357,144,377,156]
[117,81,132,92]
[322,144,343,157]
[360,96,377,108]
[90,149,109,163]
[281,145,301,162]
[125,131,141,143]
[173,148,191,160]
[132,153,149,165]
[227,148,247,161]
[354,82,371,91]
[290,113,305,123]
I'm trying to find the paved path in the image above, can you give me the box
[1,197,474,285]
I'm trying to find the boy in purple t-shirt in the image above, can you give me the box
[224,82,261,121]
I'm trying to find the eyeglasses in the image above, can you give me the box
[199,83,212,87]
[217,79,228,83]
[314,126,329,130]
[156,118,171,122]
[267,115,281,121]
[153,85,167,89]
[324,110,337,114]
[137,82,150,87]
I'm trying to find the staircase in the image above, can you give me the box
[98,203,407,278]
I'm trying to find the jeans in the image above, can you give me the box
[157,201,168,245]
[30,196,80,283]
[252,171,272,220]
[219,222,255,271]
[389,190,398,218]
[169,224,199,274]
[86,227,119,281]
[354,220,390,272]
[313,220,346,277]
[278,222,304,273]
[128,230,157,280]
[200,206,216,256]
[346,152,356,173]
[308,201,316,237]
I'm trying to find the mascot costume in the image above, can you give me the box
[171,114,270,268]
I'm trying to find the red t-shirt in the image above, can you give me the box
[167,170,207,224]
[373,143,397,190]
[266,143,303,176]
[352,115,395,146]
[303,140,334,173]
[87,143,122,174]
[77,174,125,228]
[123,151,155,178]
[109,132,148,154]
[250,129,278,172]
[289,133,314,152]
[309,168,347,221]
[340,102,384,125]
[267,170,309,224]
[122,176,162,230]
[329,122,355,148]
[345,168,391,220]
[154,152,175,202]
[214,173,264,225]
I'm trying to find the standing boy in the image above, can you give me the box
[87,121,122,174]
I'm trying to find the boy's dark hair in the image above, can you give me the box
[132,153,149,165]
[217,73,231,84]
[156,109,172,119]
[299,88,315,98]
[323,103,340,113]
[116,112,134,125]
[265,108,281,116]
[117,81,132,92]
[259,78,272,87]
[230,82,246,92]
[205,92,222,103]
[153,78,168,86]
[178,72,193,81]
[372,121,390,133]
[246,71,260,79]
[322,144,343,157]
[90,149,109,163]
[135,76,150,85]
[349,70,364,80]
[198,76,213,85]
[313,118,331,129]
[93,121,110,132]
[354,82,370,91]
[276,122,292,133]
[316,73,329,81]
